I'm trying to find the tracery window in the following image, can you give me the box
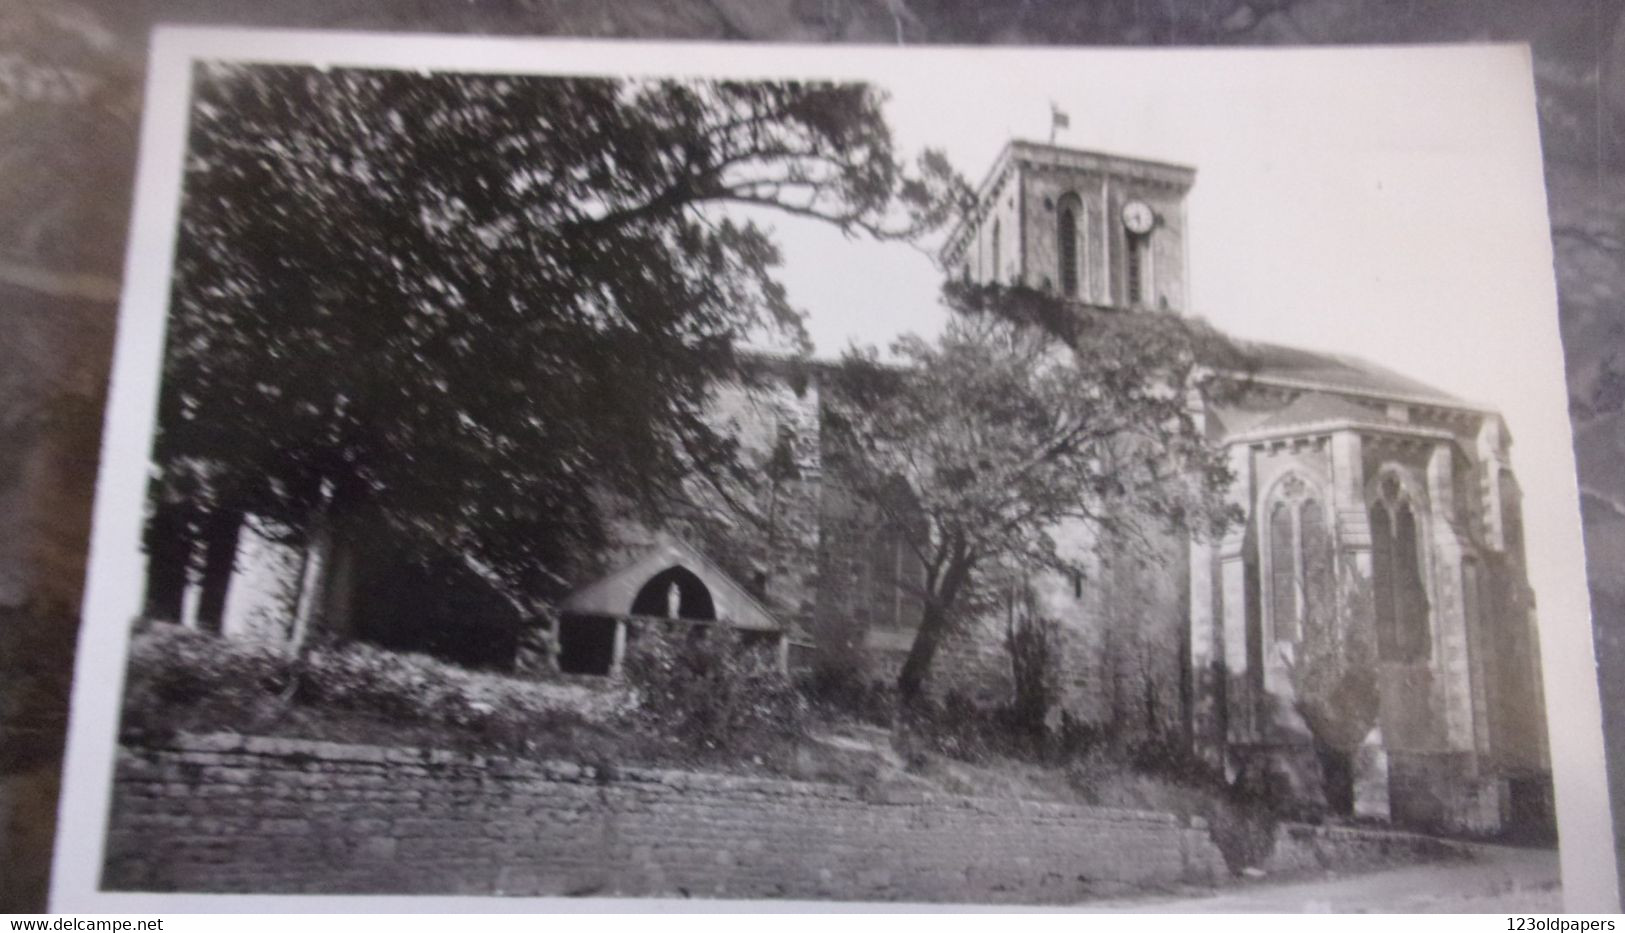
[1263,474,1334,643]
[1371,473,1431,662]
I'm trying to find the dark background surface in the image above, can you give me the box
[1,0,1621,912]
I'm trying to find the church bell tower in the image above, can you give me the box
[940,140,1195,313]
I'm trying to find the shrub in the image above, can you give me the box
[120,624,595,751]
[1006,613,1061,737]
[895,693,1003,764]
[122,623,293,738]
[1053,710,1107,761]
[1206,782,1281,875]
[1063,741,1279,876]
[1125,729,1222,787]
[797,665,896,728]
[1064,746,1207,814]
[890,689,1108,768]
[622,624,807,750]
[292,641,486,724]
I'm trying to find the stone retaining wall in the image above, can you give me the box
[101,733,1467,904]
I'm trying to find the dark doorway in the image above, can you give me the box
[351,535,521,671]
[630,566,717,620]
[557,613,618,675]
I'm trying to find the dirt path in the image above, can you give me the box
[1090,844,1562,913]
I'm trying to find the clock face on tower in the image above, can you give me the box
[1121,199,1155,235]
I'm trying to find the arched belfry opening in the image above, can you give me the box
[630,565,717,621]
[1057,192,1084,298]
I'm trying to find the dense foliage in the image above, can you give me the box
[622,625,808,749]
[826,282,1244,698]
[121,624,811,772]
[120,623,613,749]
[1284,565,1381,815]
[144,64,961,631]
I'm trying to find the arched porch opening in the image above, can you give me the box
[630,565,717,621]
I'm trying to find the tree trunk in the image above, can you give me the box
[897,550,973,701]
[897,599,949,701]
[140,497,193,623]
[287,518,331,649]
[1314,740,1355,817]
[194,507,242,634]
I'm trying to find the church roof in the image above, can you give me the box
[1237,341,1485,411]
[1215,352,1488,448]
[1216,392,1466,446]
[562,533,809,641]
[1247,393,1400,434]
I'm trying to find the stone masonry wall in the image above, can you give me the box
[102,733,1467,903]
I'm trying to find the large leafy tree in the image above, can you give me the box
[825,282,1242,700]
[145,63,959,635]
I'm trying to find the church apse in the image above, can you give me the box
[1191,383,1552,834]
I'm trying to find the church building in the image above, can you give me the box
[931,140,1552,834]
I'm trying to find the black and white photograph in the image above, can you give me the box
[43,31,1608,910]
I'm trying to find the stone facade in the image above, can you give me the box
[101,732,1469,901]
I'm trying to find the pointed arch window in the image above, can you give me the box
[1264,474,1335,643]
[1371,474,1430,662]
